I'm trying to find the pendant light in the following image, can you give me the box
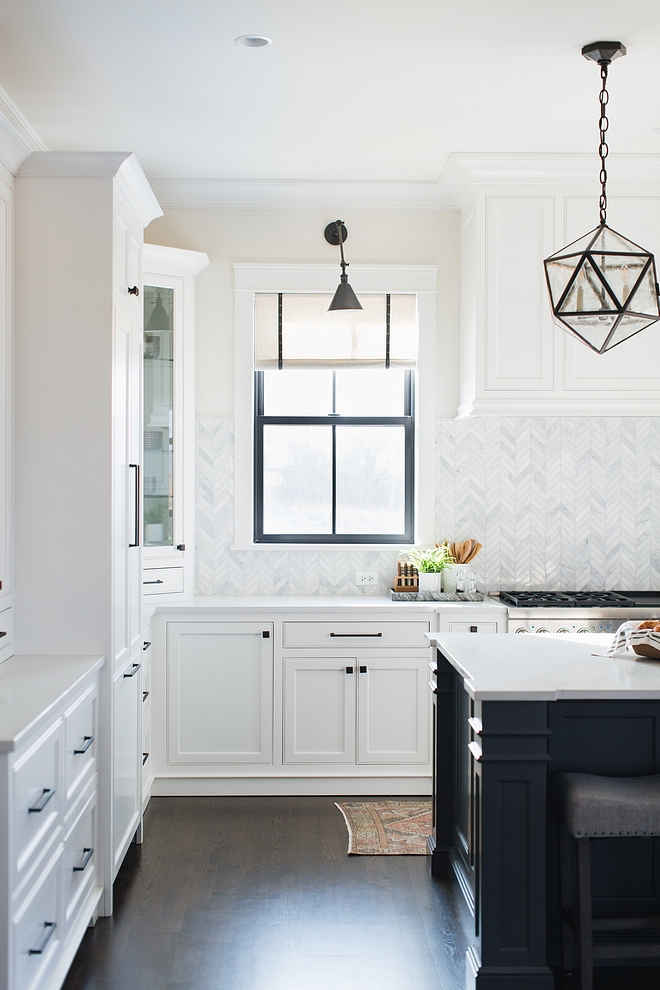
[325,220,363,312]
[544,42,660,354]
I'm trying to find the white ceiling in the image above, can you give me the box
[0,0,659,184]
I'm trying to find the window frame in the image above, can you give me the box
[253,368,415,544]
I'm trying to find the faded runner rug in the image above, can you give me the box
[335,799,432,855]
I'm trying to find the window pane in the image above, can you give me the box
[335,368,406,416]
[335,427,405,534]
[263,370,333,416]
[263,425,332,534]
[143,286,173,547]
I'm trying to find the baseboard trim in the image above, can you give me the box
[152,775,432,797]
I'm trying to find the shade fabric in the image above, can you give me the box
[254,293,418,369]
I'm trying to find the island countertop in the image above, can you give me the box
[427,632,660,701]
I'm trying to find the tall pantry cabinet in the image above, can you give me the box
[13,153,163,915]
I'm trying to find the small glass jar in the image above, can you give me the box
[453,564,477,594]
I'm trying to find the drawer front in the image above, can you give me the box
[64,683,97,808]
[447,621,499,634]
[63,792,96,935]
[13,850,61,990]
[282,621,430,650]
[13,722,62,892]
[143,566,184,595]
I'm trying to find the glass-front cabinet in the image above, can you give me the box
[142,245,210,602]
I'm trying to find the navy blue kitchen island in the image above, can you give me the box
[427,633,660,989]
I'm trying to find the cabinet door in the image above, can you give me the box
[357,658,430,764]
[283,658,356,764]
[113,660,141,877]
[128,318,142,659]
[113,200,142,316]
[167,622,273,764]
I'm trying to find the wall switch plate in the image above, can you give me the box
[356,572,377,585]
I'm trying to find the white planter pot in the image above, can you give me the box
[418,572,441,593]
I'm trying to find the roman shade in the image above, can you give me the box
[254,293,418,369]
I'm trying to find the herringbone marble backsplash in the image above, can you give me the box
[197,416,660,596]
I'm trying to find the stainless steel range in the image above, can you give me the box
[494,591,660,634]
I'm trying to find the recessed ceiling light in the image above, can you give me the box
[235,35,272,48]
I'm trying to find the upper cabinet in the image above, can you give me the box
[0,167,11,664]
[142,245,209,603]
[443,155,660,416]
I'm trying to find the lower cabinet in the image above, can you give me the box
[166,621,274,764]
[113,657,141,879]
[283,656,430,765]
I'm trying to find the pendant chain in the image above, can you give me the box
[598,61,610,225]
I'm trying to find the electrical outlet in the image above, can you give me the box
[356,572,377,585]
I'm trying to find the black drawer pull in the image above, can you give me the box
[124,663,141,678]
[359,665,367,673]
[29,922,56,955]
[470,625,478,633]
[262,630,270,638]
[143,641,151,650]
[428,680,438,695]
[73,847,94,873]
[73,735,94,755]
[345,666,354,674]
[128,285,140,296]
[143,752,149,765]
[143,579,163,585]
[0,631,6,638]
[177,543,186,551]
[28,788,55,813]
[330,632,382,638]
[143,690,149,701]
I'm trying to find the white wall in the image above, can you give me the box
[145,208,460,418]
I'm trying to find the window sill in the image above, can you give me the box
[230,544,418,552]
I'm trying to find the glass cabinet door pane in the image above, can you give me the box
[143,286,174,546]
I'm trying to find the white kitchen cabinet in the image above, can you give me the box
[141,616,153,815]
[446,155,660,416]
[112,659,141,878]
[0,169,12,665]
[0,654,103,990]
[142,245,209,605]
[14,152,162,914]
[166,621,274,765]
[283,655,429,766]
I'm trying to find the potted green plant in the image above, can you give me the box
[403,545,454,593]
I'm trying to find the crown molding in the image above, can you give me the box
[0,84,47,175]
[441,153,660,208]
[149,177,455,211]
[144,243,210,277]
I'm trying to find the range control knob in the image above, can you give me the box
[536,627,551,634]
[557,627,571,634]
[514,627,530,634]
[577,627,592,634]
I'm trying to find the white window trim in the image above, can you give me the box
[233,263,438,549]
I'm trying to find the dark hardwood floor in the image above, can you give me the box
[62,796,471,990]
[63,796,660,989]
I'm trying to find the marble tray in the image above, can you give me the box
[388,590,484,602]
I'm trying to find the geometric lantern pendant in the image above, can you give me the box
[544,223,660,354]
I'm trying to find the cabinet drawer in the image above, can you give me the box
[64,683,97,808]
[13,722,61,893]
[63,792,96,936]
[13,849,61,990]
[143,566,184,595]
[447,621,499,634]
[282,621,430,650]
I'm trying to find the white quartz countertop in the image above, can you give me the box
[0,654,104,752]
[154,595,506,614]
[427,633,660,701]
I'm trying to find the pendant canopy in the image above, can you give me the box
[543,41,660,353]
[544,224,660,354]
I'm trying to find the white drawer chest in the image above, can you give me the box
[0,655,104,990]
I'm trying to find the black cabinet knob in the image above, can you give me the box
[128,285,140,296]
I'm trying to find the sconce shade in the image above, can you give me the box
[328,275,363,312]
[543,223,660,354]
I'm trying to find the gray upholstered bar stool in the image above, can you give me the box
[552,772,660,990]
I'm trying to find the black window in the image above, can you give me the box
[254,367,414,543]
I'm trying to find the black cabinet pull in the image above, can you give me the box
[330,632,382,638]
[262,630,270,638]
[345,666,354,674]
[29,922,56,955]
[143,690,149,702]
[470,625,478,633]
[143,579,163,585]
[128,285,140,296]
[143,641,151,650]
[129,464,140,547]
[359,665,367,673]
[177,544,186,551]
[0,631,6,638]
[73,735,94,755]
[28,788,55,813]
[124,663,141,678]
[428,680,438,695]
[73,848,94,873]
[142,752,149,765]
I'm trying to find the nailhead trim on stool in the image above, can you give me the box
[552,771,660,837]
